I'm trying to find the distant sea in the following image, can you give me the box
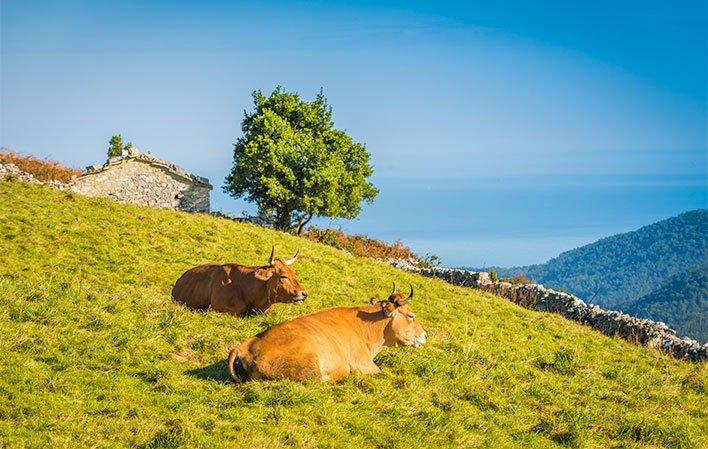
[210,173,707,268]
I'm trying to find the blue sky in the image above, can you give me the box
[1,0,706,266]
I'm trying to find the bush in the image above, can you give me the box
[419,253,442,269]
[0,149,81,183]
[500,274,534,285]
[303,226,421,262]
[108,135,123,158]
[489,270,498,283]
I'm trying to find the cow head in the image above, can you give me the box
[371,283,427,348]
[254,246,309,304]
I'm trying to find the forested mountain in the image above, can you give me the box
[625,265,707,343]
[483,210,707,312]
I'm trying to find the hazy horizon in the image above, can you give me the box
[305,173,706,267]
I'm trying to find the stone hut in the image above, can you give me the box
[70,149,212,212]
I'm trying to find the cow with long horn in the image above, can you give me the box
[227,283,426,382]
[172,246,308,316]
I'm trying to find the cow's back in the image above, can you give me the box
[172,263,223,310]
[244,307,371,380]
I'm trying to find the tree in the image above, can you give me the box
[108,134,123,158]
[224,87,378,234]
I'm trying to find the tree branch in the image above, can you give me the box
[297,213,313,235]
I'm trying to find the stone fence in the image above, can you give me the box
[389,259,707,362]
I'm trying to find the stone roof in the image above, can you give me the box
[81,148,212,188]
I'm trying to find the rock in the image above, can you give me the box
[121,147,139,157]
[0,162,42,184]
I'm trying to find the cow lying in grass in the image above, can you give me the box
[171,246,308,316]
[227,284,427,382]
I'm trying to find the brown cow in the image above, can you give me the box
[227,283,427,382]
[171,247,308,316]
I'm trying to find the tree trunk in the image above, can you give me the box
[297,213,313,235]
[275,208,292,231]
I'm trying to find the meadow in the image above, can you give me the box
[0,180,706,448]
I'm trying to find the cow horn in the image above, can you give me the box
[284,248,300,266]
[268,246,275,266]
[390,282,397,297]
[408,284,414,299]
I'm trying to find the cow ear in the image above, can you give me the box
[395,298,410,307]
[254,268,274,281]
[381,301,396,317]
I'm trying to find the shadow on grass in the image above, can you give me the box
[185,358,232,383]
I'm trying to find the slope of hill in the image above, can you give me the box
[0,181,706,448]
[490,210,707,312]
[626,265,708,343]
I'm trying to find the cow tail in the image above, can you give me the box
[227,345,247,383]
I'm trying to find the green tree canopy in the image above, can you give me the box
[108,135,137,158]
[108,134,123,158]
[224,87,378,233]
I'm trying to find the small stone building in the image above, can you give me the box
[70,149,212,212]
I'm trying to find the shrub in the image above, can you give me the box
[418,253,442,269]
[303,226,422,262]
[0,149,81,183]
[500,274,534,285]
[108,135,136,158]
[489,270,498,283]
[108,135,123,158]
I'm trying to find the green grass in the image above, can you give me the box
[0,181,706,449]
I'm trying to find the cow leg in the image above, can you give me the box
[352,360,381,376]
[321,363,352,382]
[212,300,249,317]
[348,346,381,376]
[231,302,250,317]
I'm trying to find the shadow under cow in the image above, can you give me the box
[185,358,231,383]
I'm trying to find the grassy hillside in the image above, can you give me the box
[0,181,706,449]
[490,210,707,312]
[626,265,708,343]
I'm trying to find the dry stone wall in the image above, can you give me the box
[389,259,707,362]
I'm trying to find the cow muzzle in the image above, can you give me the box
[413,331,428,348]
[292,291,308,304]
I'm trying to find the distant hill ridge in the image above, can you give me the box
[478,210,707,341]
[626,264,707,342]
